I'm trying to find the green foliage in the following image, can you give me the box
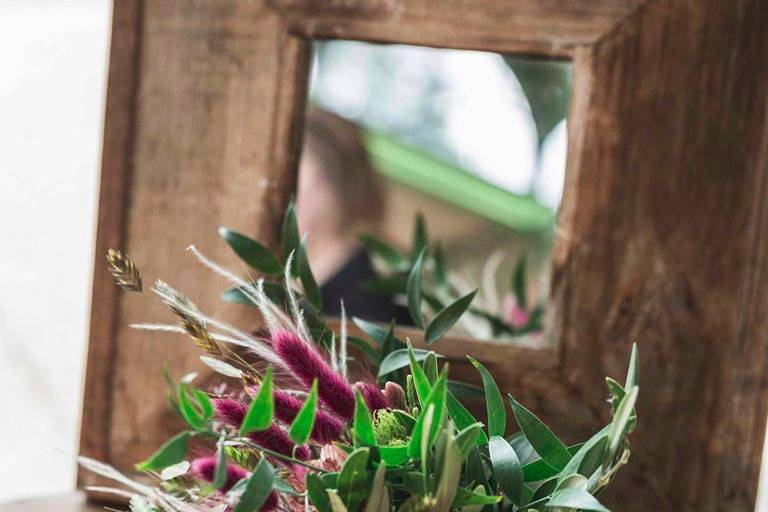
[288,379,318,445]
[233,458,276,512]
[136,431,190,472]
[240,366,274,435]
[219,227,282,276]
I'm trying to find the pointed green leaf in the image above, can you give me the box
[529,476,557,504]
[434,434,462,512]
[378,348,440,378]
[556,428,608,487]
[282,200,300,273]
[509,395,570,470]
[136,431,190,471]
[307,473,332,512]
[489,436,523,504]
[359,234,408,271]
[521,443,584,482]
[177,386,206,430]
[210,436,228,491]
[408,373,447,457]
[297,237,322,310]
[288,379,318,445]
[446,392,488,446]
[379,444,409,466]
[338,448,370,512]
[447,380,484,400]
[455,422,484,460]
[468,357,505,437]
[546,488,611,512]
[606,385,638,463]
[240,367,274,435]
[407,248,427,328]
[423,351,438,383]
[353,391,377,447]
[219,227,282,275]
[453,486,502,507]
[425,291,477,344]
[347,336,382,366]
[407,345,432,404]
[221,282,289,308]
[433,242,447,287]
[412,213,428,261]
[234,458,275,512]
[625,343,639,389]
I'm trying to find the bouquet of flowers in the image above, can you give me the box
[84,203,639,512]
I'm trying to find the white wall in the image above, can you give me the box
[0,0,111,502]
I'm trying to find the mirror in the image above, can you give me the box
[297,40,571,344]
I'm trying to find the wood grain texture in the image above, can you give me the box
[552,0,768,509]
[275,0,642,58]
[78,0,313,487]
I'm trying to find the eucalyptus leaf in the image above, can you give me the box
[378,348,440,378]
[136,431,190,471]
[219,227,282,276]
[297,237,322,310]
[468,357,505,437]
[338,448,370,512]
[488,436,523,505]
[233,458,276,512]
[425,291,477,344]
[240,366,274,435]
[509,395,571,470]
[546,488,611,512]
[407,249,427,328]
[353,391,377,447]
[288,379,318,445]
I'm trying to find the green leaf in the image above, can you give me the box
[512,257,527,309]
[606,385,638,464]
[453,486,502,507]
[193,389,214,420]
[219,227,282,275]
[434,434,462,512]
[297,237,322,310]
[234,458,276,512]
[446,392,488,446]
[508,395,571,470]
[364,464,389,512]
[625,343,639,389]
[136,431,190,471]
[546,488,611,512]
[177,386,206,430]
[378,348,440,378]
[353,391,377,447]
[412,213,428,262]
[556,428,608,488]
[306,474,332,512]
[282,200,300,273]
[521,444,584,482]
[338,448,370,512]
[352,318,394,348]
[407,248,427,328]
[425,291,477,344]
[407,345,432,405]
[488,436,523,504]
[529,476,557,504]
[423,352,439,383]
[433,242,447,287]
[359,234,408,271]
[408,372,447,458]
[379,444,409,466]
[210,436,228,491]
[222,282,289,308]
[289,380,318,445]
[240,367,274,435]
[468,357,505,437]
[455,422,484,460]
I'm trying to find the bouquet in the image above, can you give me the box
[84,202,639,512]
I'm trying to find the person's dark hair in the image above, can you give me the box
[302,106,384,228]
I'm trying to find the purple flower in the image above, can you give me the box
[354,381,389,413]
[271,329,355,420]
[191,455,248,493]
[272,388,344,443]
[212,398,310,460]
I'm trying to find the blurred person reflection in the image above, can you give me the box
[297,106,411,325]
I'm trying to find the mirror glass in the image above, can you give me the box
[297,40,571,344]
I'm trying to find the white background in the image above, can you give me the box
[1,1,767,508]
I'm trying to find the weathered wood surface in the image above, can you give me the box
[553,0,768,509]
[80,0,768,510]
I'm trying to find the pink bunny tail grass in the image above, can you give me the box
[383,381,406,410]
[191,456,249,493]
[354,381,389,413]
[271,388,345,443]
[271,329,355,420]
[260,491,280,512]
[212,398,310,460]
[248,424,311,460]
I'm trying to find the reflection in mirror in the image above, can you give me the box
[297,40,571,344]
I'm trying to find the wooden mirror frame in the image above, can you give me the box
[79,2,768,510]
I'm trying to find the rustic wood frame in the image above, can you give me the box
[79,1,768,510]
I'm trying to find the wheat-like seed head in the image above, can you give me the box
[180,317,222,355]
[106,249,143,292]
